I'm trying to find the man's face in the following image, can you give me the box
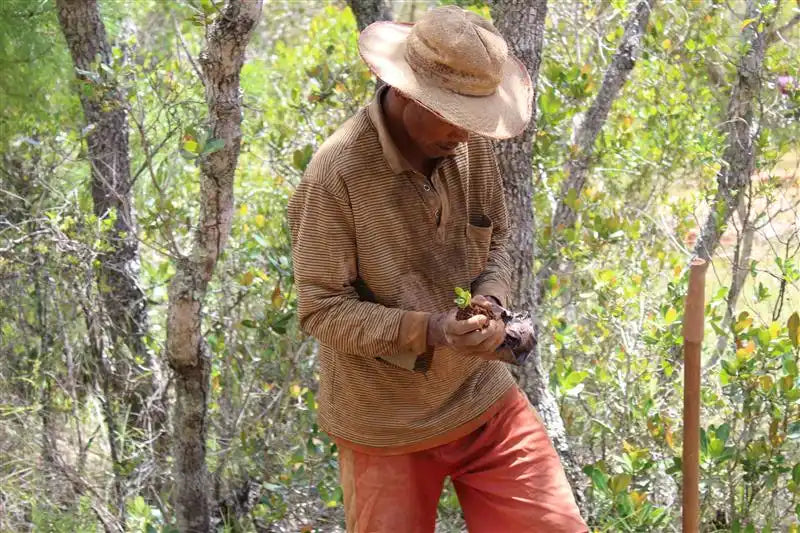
[401,98,470,158]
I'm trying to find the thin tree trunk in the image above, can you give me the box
[347,0,392,92]
[55,0,149,364]
[56,0,168,506]
[346,0,391,31]
[711,195,755,366]
[692,1,774,263]
[166,1,263,531]
[493,0,654,511]
[537,0,655,293]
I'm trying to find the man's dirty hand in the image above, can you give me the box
[471,294,505,318]
[427,309,483,348]
[427,308,506,354]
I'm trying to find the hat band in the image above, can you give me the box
[404,41,500,97]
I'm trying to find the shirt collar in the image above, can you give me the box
[367,85,414,175]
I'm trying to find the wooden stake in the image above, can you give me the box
[682,258,708,532]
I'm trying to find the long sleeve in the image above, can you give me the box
[288,180,429,361]
[471,155,513,307]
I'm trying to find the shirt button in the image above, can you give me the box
[422,184,431,192]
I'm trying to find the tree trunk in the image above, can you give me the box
[347,0,392,92]
[346,0,392,31]
[692,1,774,263]
[492,0,654,511]
[56,0,149,364]
[490,0,595,504]
[166,1,263,531]
[56,0,167,510]
[710,196,755,367]
[490,0,546,312]
[538,0,655,292]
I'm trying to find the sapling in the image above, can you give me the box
[452,287,535,365]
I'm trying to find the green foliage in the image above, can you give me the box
[1,0,799,532]
[454,287,472,309]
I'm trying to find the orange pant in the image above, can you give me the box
[338,387,588,532]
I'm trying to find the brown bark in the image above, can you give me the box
[490,0,597,506]
[166,1,263,531]
[346,0,392,31]
[711,196,755,366]
[347,0,392,92]
[56,0,167,514]
[490,0,546,311]
[492,0,654,511]
[55,0,149,362]
[539,0,655,291]
[692,1,774,263]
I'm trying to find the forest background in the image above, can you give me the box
[1,0,799,531]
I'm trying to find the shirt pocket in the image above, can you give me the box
[465,214,493,279]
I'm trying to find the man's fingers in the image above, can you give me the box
[447,314,487,335]
[451,319,503,348]
[475,320,505,351]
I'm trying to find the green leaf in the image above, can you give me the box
[793,464,800,485]
[539,89,560,115]
[741,18,757,30]
[716,423,730,443]
[290,144,314,171]
[721,359,738,376]
[183,139,199,153]
[709,438,724,457]
[788,312,799,348]
[583,465,609,494]
[757,328,771,347]
[788,422,800,440]
[783,353,798,377]
[562,370,589,390]
[565,188,578,210]
[454,287,471,309]
[610,474,631,494]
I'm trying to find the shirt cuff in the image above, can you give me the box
[472,280,510,308]
[378,310,430,371]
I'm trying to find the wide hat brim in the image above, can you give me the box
[358,21,533,140]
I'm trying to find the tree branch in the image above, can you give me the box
[692,3,776,262]
[770,11,800,42]
[550,0,655,236]
[536,0,655,298]
[166,1,263,531]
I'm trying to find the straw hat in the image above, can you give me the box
[358,5,532,139]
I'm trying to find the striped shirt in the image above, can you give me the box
[287,86,516,448]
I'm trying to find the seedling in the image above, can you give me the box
[454,287,471,309]
[454,287,496,322]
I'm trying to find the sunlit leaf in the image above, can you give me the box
[789,312,799,348]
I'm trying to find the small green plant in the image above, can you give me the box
[454,287,471,309]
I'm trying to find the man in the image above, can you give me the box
[288,5,587,532]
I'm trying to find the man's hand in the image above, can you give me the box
[427,306,506,357]
[471,294,505,319]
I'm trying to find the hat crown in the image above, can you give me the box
[405,6,508,97]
